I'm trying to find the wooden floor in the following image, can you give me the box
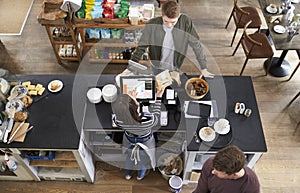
[0,0,300,192]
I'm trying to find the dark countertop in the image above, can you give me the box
[0,75,267,153]
[0,75,81,150]
[186,76,267,153]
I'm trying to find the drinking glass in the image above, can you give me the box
[207,117,218,127]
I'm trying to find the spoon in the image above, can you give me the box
[194,133,200,143]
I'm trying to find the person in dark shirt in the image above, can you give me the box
[131,1,214,78]
[193,145,260,193]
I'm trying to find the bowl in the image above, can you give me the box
[102,84,117,103]
[157,153,183,180]
[10,85,28,99]
[87,88,102,104]
[185,78,209,99]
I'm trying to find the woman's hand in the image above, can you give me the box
[128,88,138,99]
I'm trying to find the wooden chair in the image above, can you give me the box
[289,91,300,106]
[232,20,274,76]
[225,0,262,47]
[287,49,300,81]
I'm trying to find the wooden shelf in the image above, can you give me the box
[85,42,137,48]
[54,152,76,161]
[75,23,144,29]
[60,57,81,61]
[53,40,74,45]
[89,59,129,64]
[29,160,80,168]
[40,20,81,65]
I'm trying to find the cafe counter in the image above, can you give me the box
[0,74,267,184]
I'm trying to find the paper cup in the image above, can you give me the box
[169,175,182,193]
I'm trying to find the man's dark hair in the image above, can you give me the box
[162,1,180,18]
[213,145,246,175]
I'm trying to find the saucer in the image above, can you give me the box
[214,118,230,135]
[48,80,63,93]
[273,25,286,34]
[199,127,216,142]
[266,5,277,14]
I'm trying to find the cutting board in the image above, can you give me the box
[9,122,30,142]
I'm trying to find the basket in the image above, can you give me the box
[185,77,209,99]
[157,153,183,180]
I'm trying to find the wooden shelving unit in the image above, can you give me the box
[39,19,82,65]
[74,21,145,64]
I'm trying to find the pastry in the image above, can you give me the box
[21,95,33,108]
[14,111,28,122]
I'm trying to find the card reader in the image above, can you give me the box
[160,111,168,126]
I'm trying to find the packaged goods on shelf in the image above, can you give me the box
[59,45,66,57]
[58,45,77,57]
[23,150,55,161]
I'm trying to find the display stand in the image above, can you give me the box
[39,18,82,65]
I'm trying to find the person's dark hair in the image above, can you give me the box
[112,94,141,124]
[162,1,180,18]
[213,145,246,175]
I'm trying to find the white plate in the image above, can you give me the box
[214,118,230,135]
[48,80,63,93]
[214,124,230,135]
[199,127,216,142]
[273,25,286,34]
[266,6,277,14]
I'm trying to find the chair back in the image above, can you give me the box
[242,20,262,55]
[233,0,250,25]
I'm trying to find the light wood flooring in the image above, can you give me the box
[0,0,300,192]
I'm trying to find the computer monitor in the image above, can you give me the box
[119,75,156,102]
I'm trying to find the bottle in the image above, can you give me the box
[5,154,17,171]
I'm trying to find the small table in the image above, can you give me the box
[258,0,300,77]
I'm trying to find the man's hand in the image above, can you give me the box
[201,69,214,78]
[156,82,168,98]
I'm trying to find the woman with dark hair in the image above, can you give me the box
[111,87,165,180]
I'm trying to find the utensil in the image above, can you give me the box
[7,126,33,144]
[194,133,200,143]
[7,121,25,143]
[3,106,16,143]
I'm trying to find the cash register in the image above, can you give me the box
[119,75,168,126]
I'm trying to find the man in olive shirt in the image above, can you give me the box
[193,145,260,193]
[131,1,214,78]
